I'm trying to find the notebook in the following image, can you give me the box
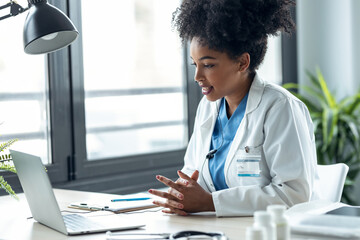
[69,196,156,213]
[10,150,145,235]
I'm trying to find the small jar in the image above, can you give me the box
[267,205,290,240]
[246,226,266,240]
[253,211,276,240]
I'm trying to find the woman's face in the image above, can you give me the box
[190,38,247,102]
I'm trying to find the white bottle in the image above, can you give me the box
[253,211,276,240]
[267,205,290,240]
[246,226,266,240]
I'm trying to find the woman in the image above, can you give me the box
[148,0,317,217]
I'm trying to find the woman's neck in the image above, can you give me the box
[225,72,255,118]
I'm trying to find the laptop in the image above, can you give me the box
[10,149,146,235]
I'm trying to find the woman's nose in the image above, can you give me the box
[194,68,204,83]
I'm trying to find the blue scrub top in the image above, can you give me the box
[209,94,248,191]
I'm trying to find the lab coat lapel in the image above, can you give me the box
[199,100,219,191]
[224,74,265,176]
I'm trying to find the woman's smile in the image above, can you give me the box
[201,86,213,95]
[197,81,214,95]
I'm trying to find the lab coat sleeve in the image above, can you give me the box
[181,132,198,177]
[181,98,210,191]
[212,98,317,216]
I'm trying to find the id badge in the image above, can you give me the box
[235,146,262,177]
[236,159,261,177]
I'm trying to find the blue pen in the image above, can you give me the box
[111,197,151,202]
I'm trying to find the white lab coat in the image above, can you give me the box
[182,74,318,217]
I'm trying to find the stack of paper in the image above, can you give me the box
[68,193,158,213]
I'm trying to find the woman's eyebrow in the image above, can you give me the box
[190,56,217,61]
[199,56,216,60]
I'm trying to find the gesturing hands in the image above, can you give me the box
[148,170,215,216]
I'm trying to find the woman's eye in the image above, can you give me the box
[190,62,214,68]
[204,64,214,68]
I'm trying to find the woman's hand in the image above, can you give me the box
[148,170,215,215]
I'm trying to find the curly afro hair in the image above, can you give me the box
[172,0,295,72]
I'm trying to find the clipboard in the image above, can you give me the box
[68,199,157,213]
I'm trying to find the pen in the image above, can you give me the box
[111,197,151,202]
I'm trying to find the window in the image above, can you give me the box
[0,1,50,164]
[81,0,187,160]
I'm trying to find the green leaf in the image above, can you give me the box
[0,160,16,173]
[0,138,18,152]
[344,93,360,115]
[0,176,18,200]
[340,115,360,141]
[336,125,347,159]
[282,82,299,90]
[316,68,337,109]
[306,70,322,91]
[321,106,339,149]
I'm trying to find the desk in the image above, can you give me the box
[0,189,253,240]
[0,189,344,240]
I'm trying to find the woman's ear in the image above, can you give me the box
[237,53,250,72]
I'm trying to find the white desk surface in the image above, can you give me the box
[0,188,253,240]
[1,189,346,240]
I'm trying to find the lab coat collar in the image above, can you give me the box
[198,73,264,137]
[245,73,265,115]
[199,99,220,155]
[202,99,221,127]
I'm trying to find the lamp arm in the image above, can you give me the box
[0,1,29,21]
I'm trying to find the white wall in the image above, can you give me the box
[297,0,359,100]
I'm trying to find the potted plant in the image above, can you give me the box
[284,68,360,204]
[0,137,18,200]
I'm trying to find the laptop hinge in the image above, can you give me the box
[67,154,76,181]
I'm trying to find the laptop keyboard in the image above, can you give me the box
[63,214,106,232]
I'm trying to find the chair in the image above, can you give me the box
[312,163,349,202]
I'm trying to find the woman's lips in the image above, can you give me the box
[202,86,213,95]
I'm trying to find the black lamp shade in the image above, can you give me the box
[23,0,79,54]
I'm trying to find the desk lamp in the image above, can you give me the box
[0,0,78,54]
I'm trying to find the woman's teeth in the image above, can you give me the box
[202,86,213,95]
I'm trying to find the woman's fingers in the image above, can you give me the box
[149,187,183,201]
[177,170,199,182]
[190,170,199,181]
[168,187,184,200]
[152,199,184,210]
[162,208,188,216]
[148,171,202,216]
[175,178,189,186]
[155,175,185,199]
[151,199,187,216]
[149,190,187,216]
[156,175,180,189]
[148,189,174,199]
[176,170,192,181]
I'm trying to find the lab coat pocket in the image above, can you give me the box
[235,146,262,177]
